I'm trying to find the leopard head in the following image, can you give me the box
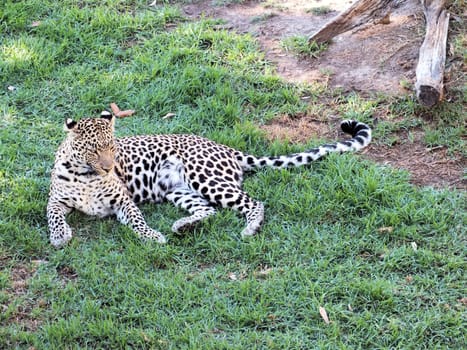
[65,111,117,176]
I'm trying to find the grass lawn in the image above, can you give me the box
[0,0,465,348]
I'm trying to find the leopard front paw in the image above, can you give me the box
[154,232,167,244]
[50,226,73,248]
[141,229,167,244]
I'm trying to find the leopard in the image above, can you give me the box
[47,111,371,247]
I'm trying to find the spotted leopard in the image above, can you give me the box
[47,111,371,247]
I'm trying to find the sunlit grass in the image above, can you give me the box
[2,41,35,63]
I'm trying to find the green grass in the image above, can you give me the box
[281,36,328,59]
[250,12,277,24]
[1,0,466,349]
[306,6,333,16]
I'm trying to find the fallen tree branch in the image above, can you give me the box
[308,0,395,44]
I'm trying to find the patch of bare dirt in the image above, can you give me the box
[260,114,334,142]
[366,135,466,189]
[57,264,78,286]
[182,0,465,189]
[1,260,77,333]
[1,262,44,332]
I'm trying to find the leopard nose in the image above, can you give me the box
[101,164,114,173]
[98,154,115,174]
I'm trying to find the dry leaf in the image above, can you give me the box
[141,331,151,342]
[228,273,237,281]
[378,226,394,234]
[31,259,48,266]
[30,21,41,27]
[405,275,413,283]
[209,328,224,334]
[348,304,353,312]
[319,306,330,324]
[411,242,418,251]
[162,112,176,119]
[254,266,273,278]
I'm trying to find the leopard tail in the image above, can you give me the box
[237,120,371,171]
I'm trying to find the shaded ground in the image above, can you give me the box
[183,0,465,189]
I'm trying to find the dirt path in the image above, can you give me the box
[182,0,465,189]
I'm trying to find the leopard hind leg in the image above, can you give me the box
[169,185,263,237]
[166,187,217,233]
[214,184,264,237]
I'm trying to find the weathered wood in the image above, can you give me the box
[415,0,449,107]
[308,0,394,44]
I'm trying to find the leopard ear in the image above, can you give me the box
[64,118,77,131]
[100,110,113,121]
[100,110,115,130]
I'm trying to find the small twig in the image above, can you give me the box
[110,103,135,118]
[425,145,445,152]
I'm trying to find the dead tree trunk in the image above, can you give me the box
[308,0,450,107]
[308,0,395,44]
[415,0,449,107]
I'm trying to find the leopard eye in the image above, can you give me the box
[102,143,116,152]
[85,145,98,155]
